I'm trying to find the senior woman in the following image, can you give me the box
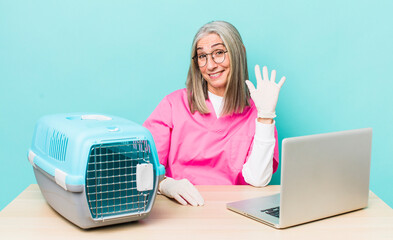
[143,21,286,206]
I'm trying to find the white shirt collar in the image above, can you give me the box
[208,91,224,118]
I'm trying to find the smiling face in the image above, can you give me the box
[196,33,230,97]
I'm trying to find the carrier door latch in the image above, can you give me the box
[136,163,154,191]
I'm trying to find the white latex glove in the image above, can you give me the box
[245,65,286,119]
[158,177,205,206]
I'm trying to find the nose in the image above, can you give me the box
[206,54,218,70]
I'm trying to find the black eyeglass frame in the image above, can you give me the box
[192,49,228,67]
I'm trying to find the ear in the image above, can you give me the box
[242,44,246,53]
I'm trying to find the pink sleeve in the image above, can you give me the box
[273,125,279,173]
[143,96,173,168]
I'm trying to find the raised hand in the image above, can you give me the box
[245,65,286,119]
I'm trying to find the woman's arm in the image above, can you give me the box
[242,119,276,187]
[143,96,173,168]
[143,95,204,206]
[243,65,286,186]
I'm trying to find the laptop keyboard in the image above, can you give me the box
[261,207,280,218]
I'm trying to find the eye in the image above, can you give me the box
[198,54,207,59]
[214,50,225,56]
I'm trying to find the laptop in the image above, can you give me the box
[227,128,372,229]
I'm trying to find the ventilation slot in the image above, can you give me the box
[49,131,68,161]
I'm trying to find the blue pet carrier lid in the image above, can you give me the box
[28,113,165,192]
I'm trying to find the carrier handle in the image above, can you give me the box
[27,150,84,193]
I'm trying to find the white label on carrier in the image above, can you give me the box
[55,169,68,191]
[136,164,154,192]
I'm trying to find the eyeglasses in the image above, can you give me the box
[193,49,228,67]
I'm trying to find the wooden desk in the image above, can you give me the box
[0,185,392,240]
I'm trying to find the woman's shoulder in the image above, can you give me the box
[165,88,187,102]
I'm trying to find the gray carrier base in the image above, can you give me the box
[34,167,158,229]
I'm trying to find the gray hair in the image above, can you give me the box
[186,21,250,115]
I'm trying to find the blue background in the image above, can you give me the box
[1,0,392,210]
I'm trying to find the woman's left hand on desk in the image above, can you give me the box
[159,177,205,206]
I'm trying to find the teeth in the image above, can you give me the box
[210,72,221,77]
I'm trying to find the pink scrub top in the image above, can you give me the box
[143,89,279,185]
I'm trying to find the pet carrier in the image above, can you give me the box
[27,113,165,229]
